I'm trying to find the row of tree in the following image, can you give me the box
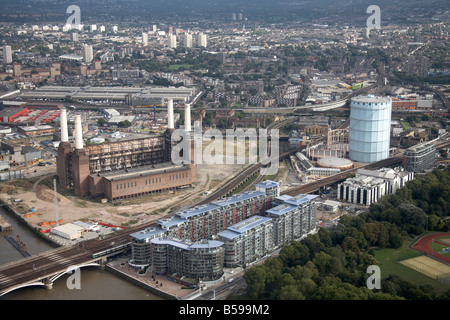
[244,168,450,300]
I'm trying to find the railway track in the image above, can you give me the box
[281,156,404,196]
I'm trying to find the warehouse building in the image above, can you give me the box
[50,222,86,240]
[0,107,28,122]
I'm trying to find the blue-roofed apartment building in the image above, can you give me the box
[150,238,225,281]
[266,194,318,246]
[128,180,318,280]
[217,215,274,268]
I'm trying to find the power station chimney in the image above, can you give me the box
[167,98,174,129]
[75,115,83,150]
[185,103,191,131]
[60,107,69,142]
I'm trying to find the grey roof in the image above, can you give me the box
[217,215,272,240]
[212,190,265,207]
[95,162,189,181]
[266,204,297,216]
[255,180,279,189]
[130,227,166,240]
[282,194,318,206]
[150,238,223,250]
[176,203,219,219]
[157,216,187,229]
[228,215,272,234]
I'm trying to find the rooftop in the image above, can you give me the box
[351,95,391,104]
[150,238,223,250]
[217,215,272,240]
[176,204,219,219]
[94,162,190,181]
[282,194,318,207]
[212,191,265,207]
[255,180,279,189]
[130,227,166,241]
[266,204,298,216]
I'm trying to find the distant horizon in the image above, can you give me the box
[0,0,448,26]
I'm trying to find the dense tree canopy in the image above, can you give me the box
[243,169,450,300]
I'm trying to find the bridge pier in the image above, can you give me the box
[99,257,107,270]
[44,278,53,290]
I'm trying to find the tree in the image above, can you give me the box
[279,241,310,267]
[118,120,131,128]
[244,265,266,299]
[278,285,305,300]
[97,118,106,126]
[342,236,360,255]
[360,222,389,248]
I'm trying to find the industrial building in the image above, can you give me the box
[0,107,28,123]
[20,85,197,106]
[57,101,196,201]
[349,95,392,163]
[403,141,436,173]
[337,167,414,206]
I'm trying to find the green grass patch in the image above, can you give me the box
[373,237,449,292]
[168,64,194,71]
[400,121,412,130]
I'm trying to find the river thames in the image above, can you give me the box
[0,207,163,300]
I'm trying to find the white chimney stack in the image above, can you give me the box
[75,115,83,150]
[185,103,191,131]
[60,108,69,142]
[167,98,174,129]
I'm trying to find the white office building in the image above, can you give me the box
[197,33,207,48]
[142,32,148,45]
[183,33,192,48]
[3,46,12,64]
[337,167,414,206]
[167,34,177,48]
[82,45,94,63]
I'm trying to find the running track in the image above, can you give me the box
[412,232,450,264]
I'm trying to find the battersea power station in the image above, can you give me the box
[56,99,196,202]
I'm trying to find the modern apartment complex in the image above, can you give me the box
[218,215,275,268]
[403,141,436,173]
[151,238,224,281]
[129,180,318,281]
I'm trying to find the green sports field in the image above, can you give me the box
[372,236,449,292]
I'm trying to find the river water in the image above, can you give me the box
[0,208,163,300]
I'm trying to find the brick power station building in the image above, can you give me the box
[57,100,196,202]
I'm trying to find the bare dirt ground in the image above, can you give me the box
[2,160,245,229]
